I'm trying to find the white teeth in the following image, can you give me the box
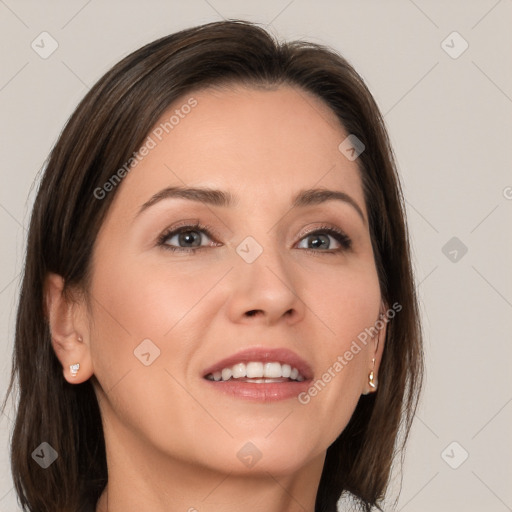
[246,362,264,378]
[263,362,282,378]
[221,368,232,381]
[206,361,305,382]
[232,363,246,378]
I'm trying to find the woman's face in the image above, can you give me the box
[86,84,385,476]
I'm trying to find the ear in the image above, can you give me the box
[44,272,94,384]
[362,301,388,395]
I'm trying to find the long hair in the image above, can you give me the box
[2,19,423,512]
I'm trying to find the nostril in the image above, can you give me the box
[246,310,261,317]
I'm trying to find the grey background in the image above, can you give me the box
[1,1,511,510]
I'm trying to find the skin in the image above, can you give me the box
[45,84,386,512]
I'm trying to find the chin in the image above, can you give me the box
[205,436,324,477]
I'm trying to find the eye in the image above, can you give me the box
[157,223,218,253]
[296,226,352,253]
[157,223,352,255]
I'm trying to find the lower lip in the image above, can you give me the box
[203,377,311,401]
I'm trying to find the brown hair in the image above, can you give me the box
[2,19,423,512]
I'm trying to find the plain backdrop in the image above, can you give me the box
[1,1,511,511]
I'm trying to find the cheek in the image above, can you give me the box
[90,249,218,339]
[306,258,382,345]
[86,253,208,455]
[87,250,223,400]
[295,261,381,440]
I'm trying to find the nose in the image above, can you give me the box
[225,241,306,326]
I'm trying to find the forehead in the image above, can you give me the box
[108,84,365,218]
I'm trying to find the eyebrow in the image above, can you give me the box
[136,186,366,223]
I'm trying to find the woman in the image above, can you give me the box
[3,19,423,512]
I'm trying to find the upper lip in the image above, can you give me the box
[202,347,314,380]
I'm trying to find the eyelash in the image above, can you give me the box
[156,222,352,255]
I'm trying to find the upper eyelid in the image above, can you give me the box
[295,224,349,240]
[160,221,219,239]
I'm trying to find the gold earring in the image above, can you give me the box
[368,370,376,389]
[368,357,377,391]
[70,363,80,377]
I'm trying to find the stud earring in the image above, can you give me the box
[70,363,80,377]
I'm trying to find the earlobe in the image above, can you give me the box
[63,334,93,384]
[44,272,93,384]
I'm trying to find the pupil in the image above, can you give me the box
[179,231,200,247]
[310,234,328,249]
